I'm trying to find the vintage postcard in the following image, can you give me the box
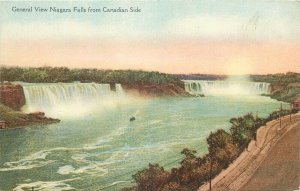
[0,1,299,191]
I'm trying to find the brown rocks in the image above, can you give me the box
[28,111,46,119]
[269,84,285,94]
[0,83,25,110]
[25,111,60,126]
[123,83,190,97]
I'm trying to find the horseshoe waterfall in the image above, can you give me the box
[184,80,271,95]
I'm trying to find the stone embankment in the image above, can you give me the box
[241,118,300,190]
[198,113,300,191]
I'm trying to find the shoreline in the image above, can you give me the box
[0,119,60,130]
[198,112,300,191]
[0,104,60,130]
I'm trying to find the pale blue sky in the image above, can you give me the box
[1,1,299,41]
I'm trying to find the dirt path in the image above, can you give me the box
[240,120,300,191]
[199,113,300,191]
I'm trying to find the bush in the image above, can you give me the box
[132,163,170,191]
[229,113,266,150]
[161,182,188,191]
[124,111,293,191]
[207,130,239,168]
[266,109,294,121]
[172,149,209,190]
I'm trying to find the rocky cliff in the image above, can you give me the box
[0,83,25,110]
[123,83,190,97]
[268,82,300,103]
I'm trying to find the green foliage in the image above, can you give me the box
[207,129,239,168]
[132,163,170,191]
[266,109,296,121]
[161,182,188,191]
[0,66,183,86]
[126,111,293,191]
[175,149,208,189]
[0,104,59,127]
[229,113,266,149]
[0,104,29,125]
[251,72,300,86]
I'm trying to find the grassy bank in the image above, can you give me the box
[123,109,297,191]
[0,104,59,128]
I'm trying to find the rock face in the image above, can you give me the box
[123,83,190,97]
[0,83,25,110]
[269,84,285,94]
[268,83,300,103]
[9,111,60,128]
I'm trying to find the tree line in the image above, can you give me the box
[250,72,300,86]
[123,109,297,191]
[0,66,183,86]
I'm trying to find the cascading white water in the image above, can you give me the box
[183,80,270,95]
[21,83,126,118]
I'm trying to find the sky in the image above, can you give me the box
[0,1,299,75]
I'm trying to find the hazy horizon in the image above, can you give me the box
[1,65,299,76]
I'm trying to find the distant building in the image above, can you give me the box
[292,97,300,110]
[0,120,7,129]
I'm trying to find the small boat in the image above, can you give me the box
[130,116,136,122]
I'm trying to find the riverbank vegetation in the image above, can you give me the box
[0,66,183,86]
[0,104,59,128]
[250,72,300,86]
[123,109,297,191]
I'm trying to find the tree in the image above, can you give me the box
[207,129,239,168]
[133,163,170,191]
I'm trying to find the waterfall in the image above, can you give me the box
[21,83,126,118]
[183,80,270,95]
[115,84,124,95]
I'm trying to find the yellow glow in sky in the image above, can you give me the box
[225,58,254,75]
[1,1,299,74]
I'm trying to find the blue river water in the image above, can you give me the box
[0,93,287,191]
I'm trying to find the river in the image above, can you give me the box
[0,82,288,190]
